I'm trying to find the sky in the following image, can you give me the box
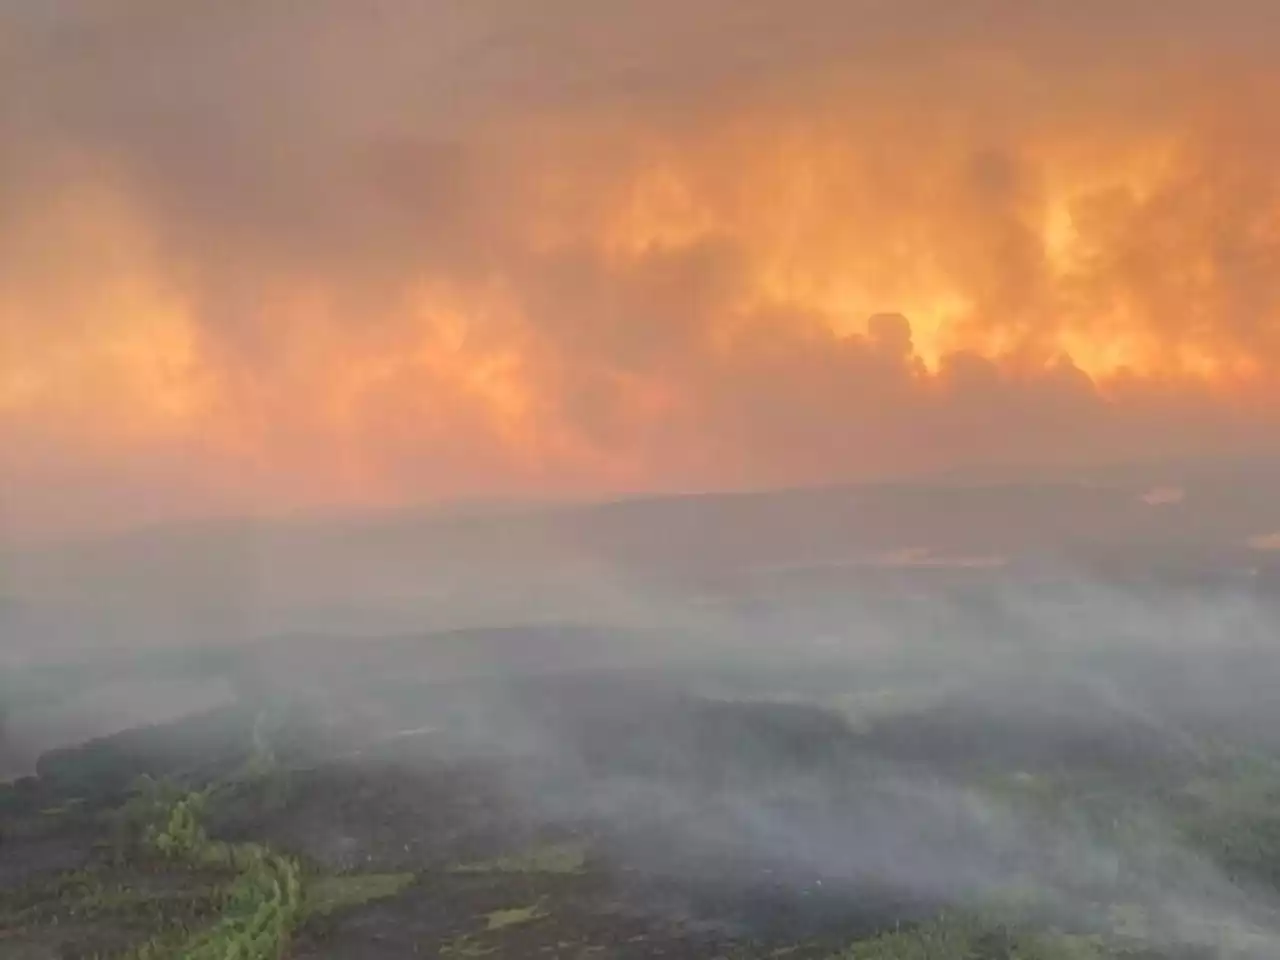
[3,1,1280,537]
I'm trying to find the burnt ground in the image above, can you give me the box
[6,654,1280,958]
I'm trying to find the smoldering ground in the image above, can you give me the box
[6,474,1280,955]
[294,580,1280,956]
[13,559,1280,956]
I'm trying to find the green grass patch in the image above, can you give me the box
[450,839,588,876]
[306,872,416,916]
[483,902,548,931]
[831,915,1107,960]
[116,773,306,960]
[437,903,549,958]
[438,937,498,957]
[39,797,86,817]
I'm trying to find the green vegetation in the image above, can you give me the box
[118,781,305,960]
[482,902,548,931]
[437,936,499,958]
[831,916,1107,959]
[1175,753,1280,890]
[0,866,222,933]
[437,904,550,958]
[2,703,423,960]
[10,678,1280,959]
[307,871,416,916]
[450,839,588,875]
[829,907,1279,959]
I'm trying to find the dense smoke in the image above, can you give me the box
[2,2,1280,535]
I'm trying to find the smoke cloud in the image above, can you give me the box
[4,1,1280,535]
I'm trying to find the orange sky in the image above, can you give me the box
[2,2,1279,536]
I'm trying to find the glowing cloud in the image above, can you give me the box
[3,2,1280,534]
